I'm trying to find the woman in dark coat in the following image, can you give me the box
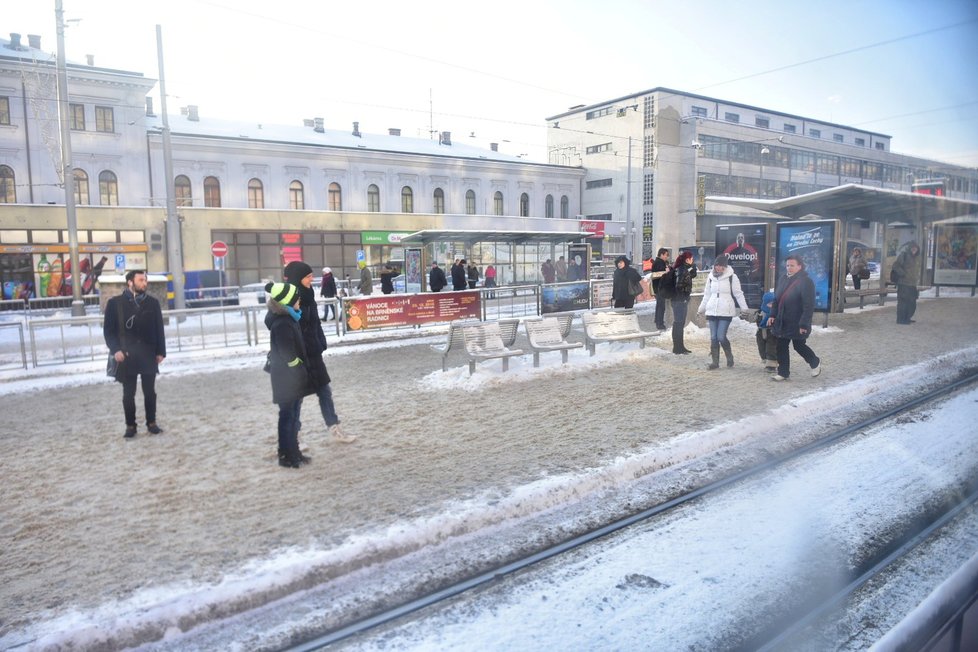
[320,267,337,321]
[284,261,357,444]
[767,254,821,381]
[264,282,315,468]
[671,251,697,354]
[611,255,642,309]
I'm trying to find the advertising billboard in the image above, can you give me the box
[344,291,480,331]
[541,282,590,314]
[716,223,768,308]
[775,221,838,312]
[933,224,978,286]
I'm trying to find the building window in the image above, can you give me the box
[585,178,613,189]
[98,170,118,205]
[0,97,10,125]
[643,96,655,129]
[175,175,192,207]
[289,180,304,209]
[95,106,114,133]
[833,134,844,143]
[755,117,770,129]
[809,128,821,138]
[724,112,739,123]
[0,165,15,203]
[248,178,264,208]
[560,195,569,219]
[401,186,413,213]
[465,189,476,215]
[328,182,342,211]
[644,135,655,167]
[855,137,866,147]
[493,191,503,216]
[545,194,554,218]
[585,142,612,155]
[783,124,796,133]
[586,106,614,120]
[69,103,85,130]
[204,176,221,207]
[73,168,89,205]
[643,174,654,204]
[519,192,529,217]
[367,184,380,212]
[433,187,445,214]
[875,142,885,151]
[691,106,708,118]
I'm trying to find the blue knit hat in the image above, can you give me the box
[265,282,297,306]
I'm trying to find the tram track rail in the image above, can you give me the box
[285,369,978,651]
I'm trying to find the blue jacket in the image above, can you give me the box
[758,290,776,325]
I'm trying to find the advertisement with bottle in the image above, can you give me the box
[775,220,838,312]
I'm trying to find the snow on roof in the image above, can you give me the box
[146,113,536,165]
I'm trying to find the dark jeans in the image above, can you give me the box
[851,273,862,290]
[314,383,340,427]
[122,373,157,426]
[671,299,688,351]
[654,294,667,328]
[322,301,336,320]
[775,337,819,379]
[278,398,303,456]
[896,284,918,323]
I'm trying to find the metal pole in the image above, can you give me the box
[156,25,186,309]
[54,0,85,316]
[626,136,633,260]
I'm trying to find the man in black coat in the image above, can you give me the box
[650,247,671,330]
[429,262,447,292]
[103,270,166,439]
[451,258,468,291]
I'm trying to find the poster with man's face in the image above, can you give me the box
[775,220,838,312]
[715,224,767,309]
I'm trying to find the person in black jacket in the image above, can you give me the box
[380,265,396,294]
[319,266,337,321]
[264,281,315,468]
[103,270,166,439]
[283,261,357,447]
[429,261,447,292]
[611,255,643,309]
[767,255,821,381]
[650,247,671,330]
[671,251,697,354]
[451,258,468,291]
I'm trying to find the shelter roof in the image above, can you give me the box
[400,229,593,246]
[707,184,978,223]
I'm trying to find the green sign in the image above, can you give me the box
[361,231,412,245]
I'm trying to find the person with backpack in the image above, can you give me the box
[697,254,749,370]
[669,251,697,354]
[650,247,671,330]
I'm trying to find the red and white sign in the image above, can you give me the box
[579,220,606,238]
[210,241,228,258]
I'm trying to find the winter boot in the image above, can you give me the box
[672,324,689,354]
[721,341,734,368]
[707,343,720,370]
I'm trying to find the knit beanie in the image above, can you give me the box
[283,261,313,285]
[713,254,729,266]
[265,282,297,306]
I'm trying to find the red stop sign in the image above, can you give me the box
[211,241,228,258]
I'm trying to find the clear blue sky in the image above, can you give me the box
[6,0,978,166]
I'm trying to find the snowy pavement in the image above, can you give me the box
[0,293,976,650]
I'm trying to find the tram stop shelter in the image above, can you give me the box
[708,184,978,312]
[400,229,594,290]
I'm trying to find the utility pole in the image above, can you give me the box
[626,136,633,260]
[156,25,185,309]
[54,0,85,316]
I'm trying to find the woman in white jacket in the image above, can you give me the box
[697,254,749,370]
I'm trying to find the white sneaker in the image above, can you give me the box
[811,364,821,377]
[770,374,788,382]
[329,424,357,443]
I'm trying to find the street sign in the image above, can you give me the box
[211,241,228,258]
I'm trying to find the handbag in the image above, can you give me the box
[106,354,119,378]
[858,268,870,280]
[628,279,643,297]
[262,351,272,373]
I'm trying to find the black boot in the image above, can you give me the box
[672,324,689,354]
[707,343,720,370]
[721,341,734,367]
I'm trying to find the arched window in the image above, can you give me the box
[519,193,530,217]
[204,176,221,207]
[290,180,304,210]
[560,195,569,219]
[545,194,554,219]
[328,182,342,211]
[98,170,118,206]
[0,165,15,203]
[73,169,89,205]
[174,175,192,207]
[401,186,414,213]
[493,191,503,216]
[367,184,380,212]
[433,187,445,214]
[465,189,476,215]
[248,178,264,208]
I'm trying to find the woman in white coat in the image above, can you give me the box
[697,254,749,369]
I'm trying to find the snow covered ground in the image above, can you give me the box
[0,293,976,651]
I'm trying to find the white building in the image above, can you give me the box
[546,87,978,261]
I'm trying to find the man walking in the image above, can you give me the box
[891,242,921,324]
[429,261,447,292]
[103,270,166,438]
[650,247,671,330]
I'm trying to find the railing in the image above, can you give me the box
[0,294,101,317]
[0,322,28,370]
